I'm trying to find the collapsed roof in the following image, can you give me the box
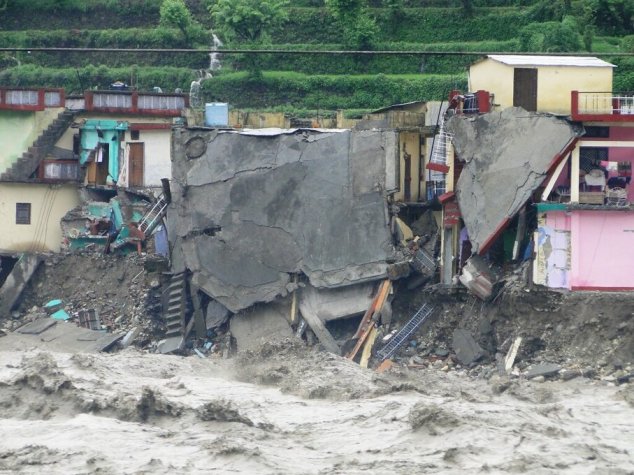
[168,128,398,313]
[446,107,580,253]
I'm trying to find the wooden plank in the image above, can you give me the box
[376,359,394,373]
[504,337,523,374]
[541,154,570,202]
[571,146,580,203]
[346,280,392,360]
[359,326,378,368]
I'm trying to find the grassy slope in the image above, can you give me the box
[0,3,630,109]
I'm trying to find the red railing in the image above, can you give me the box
[0,88,64,111]
[84,90,188,116]
[571,90,634,121]
[0,87,188,116]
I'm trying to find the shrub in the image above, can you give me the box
[200,71,467,109]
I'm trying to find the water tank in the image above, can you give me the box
[205,102,229,127]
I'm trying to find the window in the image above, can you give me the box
[42,161,79,180]
[131,130,140,140]
[584,126,610,138]
[16,203,31,225]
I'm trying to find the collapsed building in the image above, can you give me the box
[164,127,408,353]
[2,54,634,367]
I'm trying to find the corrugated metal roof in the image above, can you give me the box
[371,100,426,114]
[487,55,615,68]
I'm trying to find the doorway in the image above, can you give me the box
[513,68,538,111]
[129,142,145,187]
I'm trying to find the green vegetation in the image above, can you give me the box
[201,71,467,108]
[0,64,196,92]
[1,0,634,109]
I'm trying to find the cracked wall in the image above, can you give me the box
[446,108,579,253]
[169,128,397,312]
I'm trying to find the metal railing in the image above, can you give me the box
[572,91,634,119]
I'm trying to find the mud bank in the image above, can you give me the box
[0,347,632,474]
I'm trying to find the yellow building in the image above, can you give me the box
[0,182,80,253]
[469,55,614,114]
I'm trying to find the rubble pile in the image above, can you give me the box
[6,252,165,349]
[387,281,634,384]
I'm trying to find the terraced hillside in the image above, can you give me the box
[0,0,633,113]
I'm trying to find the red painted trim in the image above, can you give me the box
[426,162,450,173]
[571,286,634,291]
[0,104,43,111]
[129,123,172,130]
[87,106,182,117]
[438,191,455,204]
[545,136,579,176]
[571,113,634,122]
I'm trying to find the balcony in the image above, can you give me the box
[571,91,634,122]
[85,90,188,116]
[0,88,64,111]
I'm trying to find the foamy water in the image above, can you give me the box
[0,348,632,474]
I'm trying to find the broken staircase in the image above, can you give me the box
[139,178,172,239]
[158,272,187,354]
[138,193,169,238]
[1,110,76,181]
[376,302,435,361]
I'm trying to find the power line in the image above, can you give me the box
[1,47,634,57]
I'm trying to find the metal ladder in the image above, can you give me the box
[138,194,169,238]
[430,117,453,169]
[426,103,452,199]
[377,303,435,361]
[415,247,437,272]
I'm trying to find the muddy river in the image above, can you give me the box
[0,346,632,474]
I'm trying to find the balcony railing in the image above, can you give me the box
[0,88,64,111]
[571,91,634,121]
[85,90,188,116]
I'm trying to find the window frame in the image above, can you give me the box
[16,203,31,225]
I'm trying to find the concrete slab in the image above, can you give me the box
[169,128,396,312]
[229,302,294,352]
[157,336,184,354]
[298,283,374,323]
[446,108,579,253]
[16,318,57,335]
[525,363,562,379]
[0,254,41,317]
[452,328,484,365]
[1,318,123,353]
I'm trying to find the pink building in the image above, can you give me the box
[535,93,634,290]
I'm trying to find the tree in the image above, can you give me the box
[519,17,582,52]
[209,0,290,44]
[160,0,196,44]
[325,0,378,49]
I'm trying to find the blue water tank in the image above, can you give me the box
[205,102,229,127]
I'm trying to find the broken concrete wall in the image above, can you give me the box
[169,128,397,313]
[446,108,579,253]
[0,254,41,317]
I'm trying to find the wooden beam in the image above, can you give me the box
[360,326,378,368]
[571,146,580,203]
[346,280,392,360]
[541,153,570,201]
